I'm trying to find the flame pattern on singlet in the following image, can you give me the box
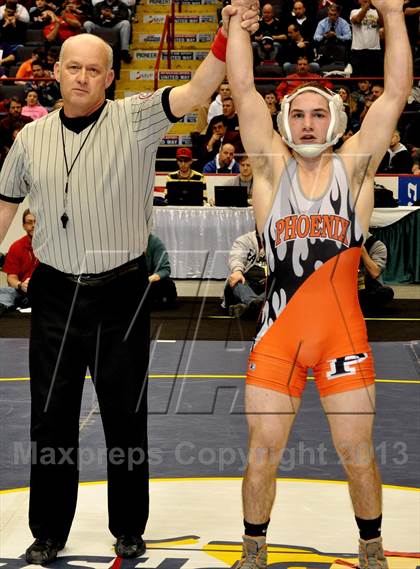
[255,155,364,346]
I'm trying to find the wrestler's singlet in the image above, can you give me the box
[247,155,375,397]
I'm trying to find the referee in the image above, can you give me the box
[0,18,258,566]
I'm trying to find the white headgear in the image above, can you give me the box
[277,85,348,158]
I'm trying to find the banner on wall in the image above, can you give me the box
[398,176,419,205]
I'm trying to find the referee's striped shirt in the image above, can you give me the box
[0,87,178,275]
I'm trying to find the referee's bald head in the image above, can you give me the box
[59,34,113,71]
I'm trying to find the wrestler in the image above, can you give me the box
[224,0,412,567]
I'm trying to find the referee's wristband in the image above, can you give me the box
[211,28,228,62]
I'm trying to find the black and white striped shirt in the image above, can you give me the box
[0,88,177,274]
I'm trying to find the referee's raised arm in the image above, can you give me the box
[168,2,260,118]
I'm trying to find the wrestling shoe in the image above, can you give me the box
[233,535,267,569]
[25,538,65,565]
[114,535,146,558]
[358,537,389,569]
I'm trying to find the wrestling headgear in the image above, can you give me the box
[277,85,348,158]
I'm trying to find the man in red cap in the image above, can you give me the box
[166,147,207,203]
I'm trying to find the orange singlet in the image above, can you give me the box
[247,155,375,398]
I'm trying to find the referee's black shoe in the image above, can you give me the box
[114,535,146,558]
[25,538,65,565]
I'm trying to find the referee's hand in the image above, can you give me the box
[221,1,260,37]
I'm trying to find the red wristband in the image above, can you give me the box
[211,28,227,62]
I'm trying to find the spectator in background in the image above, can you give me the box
[289,1,316,43]
[203,142,240,174]
[351,78,371,110]
[252,3,287,62]
[377,129,414,174]
[254,34,281,66]
[371,82,384,100]
[145,234,177,309]
[0,41,15,75]
[0,209,38,316]
[204,114,228,156]
[16,47,45,81]
[44,47,59,71]
[275,55,332,101]
[24,61,55,108]
[0,1,27,47]
[358,83,384,123]
[222,96,239,131]
[223,229,266,318]
[337,84,361,131]
[264,90,279,131]
[207,80,231,123]
[358,233,394,313]
[0,0,29,23]
[41,7,81,45]
[0,98,32,152]
[167,147,205,183]
[21,90,49,120]
[84,0,133,62]
[313,3,351,66]
[224,154,254,201]
[283,23,319,74]
[350,0,383,77]
[167,147,207,203]
[29,0,55,27]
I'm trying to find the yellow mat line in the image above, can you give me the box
[1,375,419,384]
[1,477,418,494]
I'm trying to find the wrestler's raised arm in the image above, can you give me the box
[226,2,290,232]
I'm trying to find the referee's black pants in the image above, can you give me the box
[27,257,150,543]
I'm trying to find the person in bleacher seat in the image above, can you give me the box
[0,40,15,75]
[275,55,333,101]
[254,35,281,66]
[0,1,27,48]
[15,47,44,81]
[203,114,228,159]
[207,80,231,123]
[288,1,316,43]
[203,142,240,174]
[264,90,280,131]
[0,0,29,23]
[350,0,383,78]
[40,6,82,45]
[21,90,48,120]
[0,97,32,153]
[313,3,351,68]
[350,78,372,111]
[29,0,56,28]
[24,60,56,108]
[282,23,319,75]
[83,0,133,62]
[252,3,287,63]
